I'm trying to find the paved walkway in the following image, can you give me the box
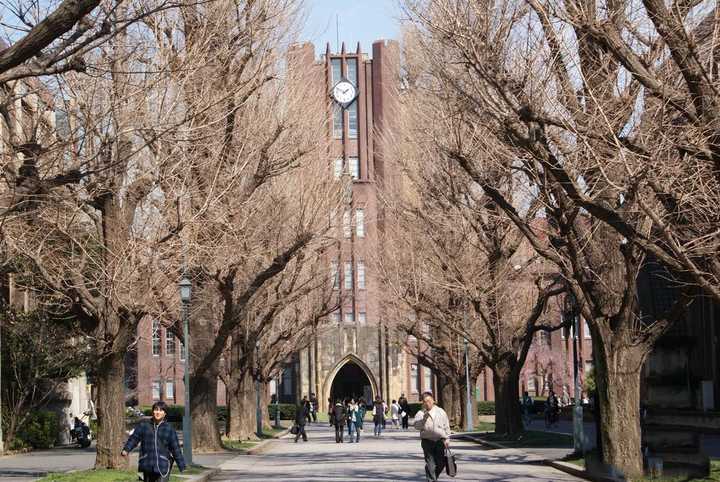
[211,423,584,481]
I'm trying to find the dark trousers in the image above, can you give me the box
[334,423,344,443]
[294,424,307,442]
[311,410,317,422]
[143,473,170,482]
[421,438,446,482]
[402,415,409,429]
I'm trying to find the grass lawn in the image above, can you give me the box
[36,467,198,482]
[222,425,288,452]
[474,430,573,448]
[628,458,720,482]
[472,421,496,432]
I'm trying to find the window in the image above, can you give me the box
[527,375,536,391]
[358,311,366,324]
[583,319,592,339]
[348,101,358,138]
[355,208,365,237]
[345,312,355,323]
[348,157,359,180]
[166,381,174,400]
[331,261,339,290]
[410,364,419,394]
[423,366,432,393]
[180,343,185,361]
[332,105,343,138]
[343,210,351,239]
[334,158,343,178]
[152,380,161,400]
[331,58,342,84]
[166,333,175,355]
[584,361,594,373]
[347,58,358,85]
[357,261,366,289]
[152,320,161,356]
[344,262,353,290]
[331,311,341,323]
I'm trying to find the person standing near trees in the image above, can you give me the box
[332,400,346,443]
[293,400,309,443]
[372,396,386,437]
[414,392,451,482]
[121,401,186,482]
[399,394,410,430]
[309,393,319,423]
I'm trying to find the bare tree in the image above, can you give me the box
[402,0,703,475]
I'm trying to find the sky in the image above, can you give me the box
[301,0,402,56]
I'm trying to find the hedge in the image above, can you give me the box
[17,410,59,449]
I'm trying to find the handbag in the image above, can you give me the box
[290,424,299,435]
[445,447,457,477]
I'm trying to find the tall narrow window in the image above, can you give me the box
[410,364,419,394]
[180,343,185,361]
[334,158,343,178]
[166,381,175,400]
[583,319,592,339]
[358,311,367,325]
[344,312,355,323]
[152,380,161,400]
[331,311,341,324]
[331,58,342,85]
[355,208,365,237]
[333,106,343,139]
[166,333,175,356]
[331,261,339,290]
[343,210,351,239]
[357,261,366,289]
[152,320,161,356]
[349,157,359,180]
[348,101,358,138]
[347,58,358,85]
[423,366,432,393]
[344,262,353,290]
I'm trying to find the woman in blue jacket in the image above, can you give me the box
[121,401,186,482]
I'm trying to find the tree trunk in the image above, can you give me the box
[190,369,223,452]
[226,370,258,441]
[492,357,523,436]
[594,336,646,478]
[437,373,460,428]
[94,350,128,469]
[260,381,272,431]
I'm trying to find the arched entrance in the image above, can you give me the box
[324,355,377,405]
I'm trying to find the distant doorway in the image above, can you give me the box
[330,362,373,403]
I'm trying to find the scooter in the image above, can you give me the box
[70,416,92,448]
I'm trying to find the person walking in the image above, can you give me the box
[372,396,386,437]
[294,400,309,442]
[309,393,319,423]
[390,399,401,429]
[347,399,358,443]
[121,401,186,482]
[345,399,353,437]
[355,398,366,443]
[414,391,451,482]
[399,394,410,430]
[327,397,334,426]
[332,400,346,443]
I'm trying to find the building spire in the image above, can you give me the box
[341,42,346,55]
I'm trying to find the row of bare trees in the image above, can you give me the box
[396,0,720,477]
[0,0,341,469]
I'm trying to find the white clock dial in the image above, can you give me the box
[332,80,357,105]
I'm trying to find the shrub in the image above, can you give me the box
[18,411,59,449]
[268,404,297,420]
[477,401,495,415]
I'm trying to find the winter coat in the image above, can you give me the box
[331,403,346,426]
[123,420,186,475]
[399,398,410,418]
[356,405,366,429]
[372,401,386,423]
[295,403,309,426]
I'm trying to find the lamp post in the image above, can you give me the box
[565,291,584,454]
[274,373,280,429]
[464,338,473,432]
[179,277,192,465]
[255,341,262,437]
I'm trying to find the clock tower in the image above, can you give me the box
[279,40,436,406]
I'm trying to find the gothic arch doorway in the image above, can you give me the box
[324,355,378,405]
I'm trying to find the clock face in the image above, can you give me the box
[332,80,357,105]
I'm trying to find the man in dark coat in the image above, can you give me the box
[122,401,186,482]
[294,400,309,442]
[399,394,411,430]
[332,400,346,443]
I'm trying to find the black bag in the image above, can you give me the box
[445,447,457,477]
[290,424,299,435]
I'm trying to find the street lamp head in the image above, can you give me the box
[179,277,192,302]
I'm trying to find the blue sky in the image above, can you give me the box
[302,0,401,56]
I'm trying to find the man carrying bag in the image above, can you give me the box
[413,391,454,481]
